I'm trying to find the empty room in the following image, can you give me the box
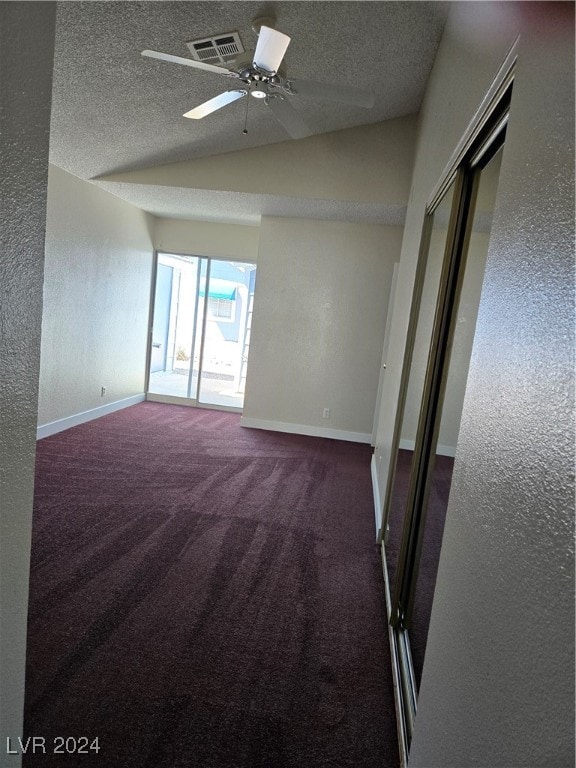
[1,2,574,767]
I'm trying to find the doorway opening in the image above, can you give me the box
[147,253,257,410]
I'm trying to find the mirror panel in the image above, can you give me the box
[385,181,457,609]
[408,145,504,689]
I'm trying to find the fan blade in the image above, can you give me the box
[266,96,313,140]
[288,78,375,109]
[253,26,291,73]
[183,90,247,119]
[142,49,236,77]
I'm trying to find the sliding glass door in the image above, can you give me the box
[147,254,256,410]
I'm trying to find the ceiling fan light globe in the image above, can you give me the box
[251,87,267,99]
[253,26,291,75]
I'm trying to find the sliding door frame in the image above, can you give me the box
[185,256,204,400]
[393,128,507,631]
[381,45,517,764]
[145,250,256,413]
[144,248,161,396]
[390,164,474,628]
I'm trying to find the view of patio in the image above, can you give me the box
[147,254,255,410]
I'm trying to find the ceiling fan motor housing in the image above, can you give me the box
[234,52,285,80]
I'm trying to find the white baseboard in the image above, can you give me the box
[239,416,372,444]
[371,453,382,540]
[398,438,456,458]
[37,394,145,440]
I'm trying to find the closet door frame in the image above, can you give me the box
[381,60,516,760]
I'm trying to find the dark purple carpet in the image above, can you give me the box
[24,402,399,767]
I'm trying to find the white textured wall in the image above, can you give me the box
[242,217,403,439]
[0,4,56,764]
[38,166,154,426]
[381,3,574,766]
[154,217,259,262]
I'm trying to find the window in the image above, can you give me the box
[207,297,234,321]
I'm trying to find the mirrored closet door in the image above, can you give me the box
[381,87,511,750]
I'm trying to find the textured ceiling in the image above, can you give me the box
[50,1,449,223]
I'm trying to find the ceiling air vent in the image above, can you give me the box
[186,32,244,65]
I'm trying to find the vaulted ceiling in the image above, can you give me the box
[50,1,449,224]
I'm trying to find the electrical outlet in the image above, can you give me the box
[101,386,106,397]
[322,408,330,419]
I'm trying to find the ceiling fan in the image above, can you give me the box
[141,18,375,139]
